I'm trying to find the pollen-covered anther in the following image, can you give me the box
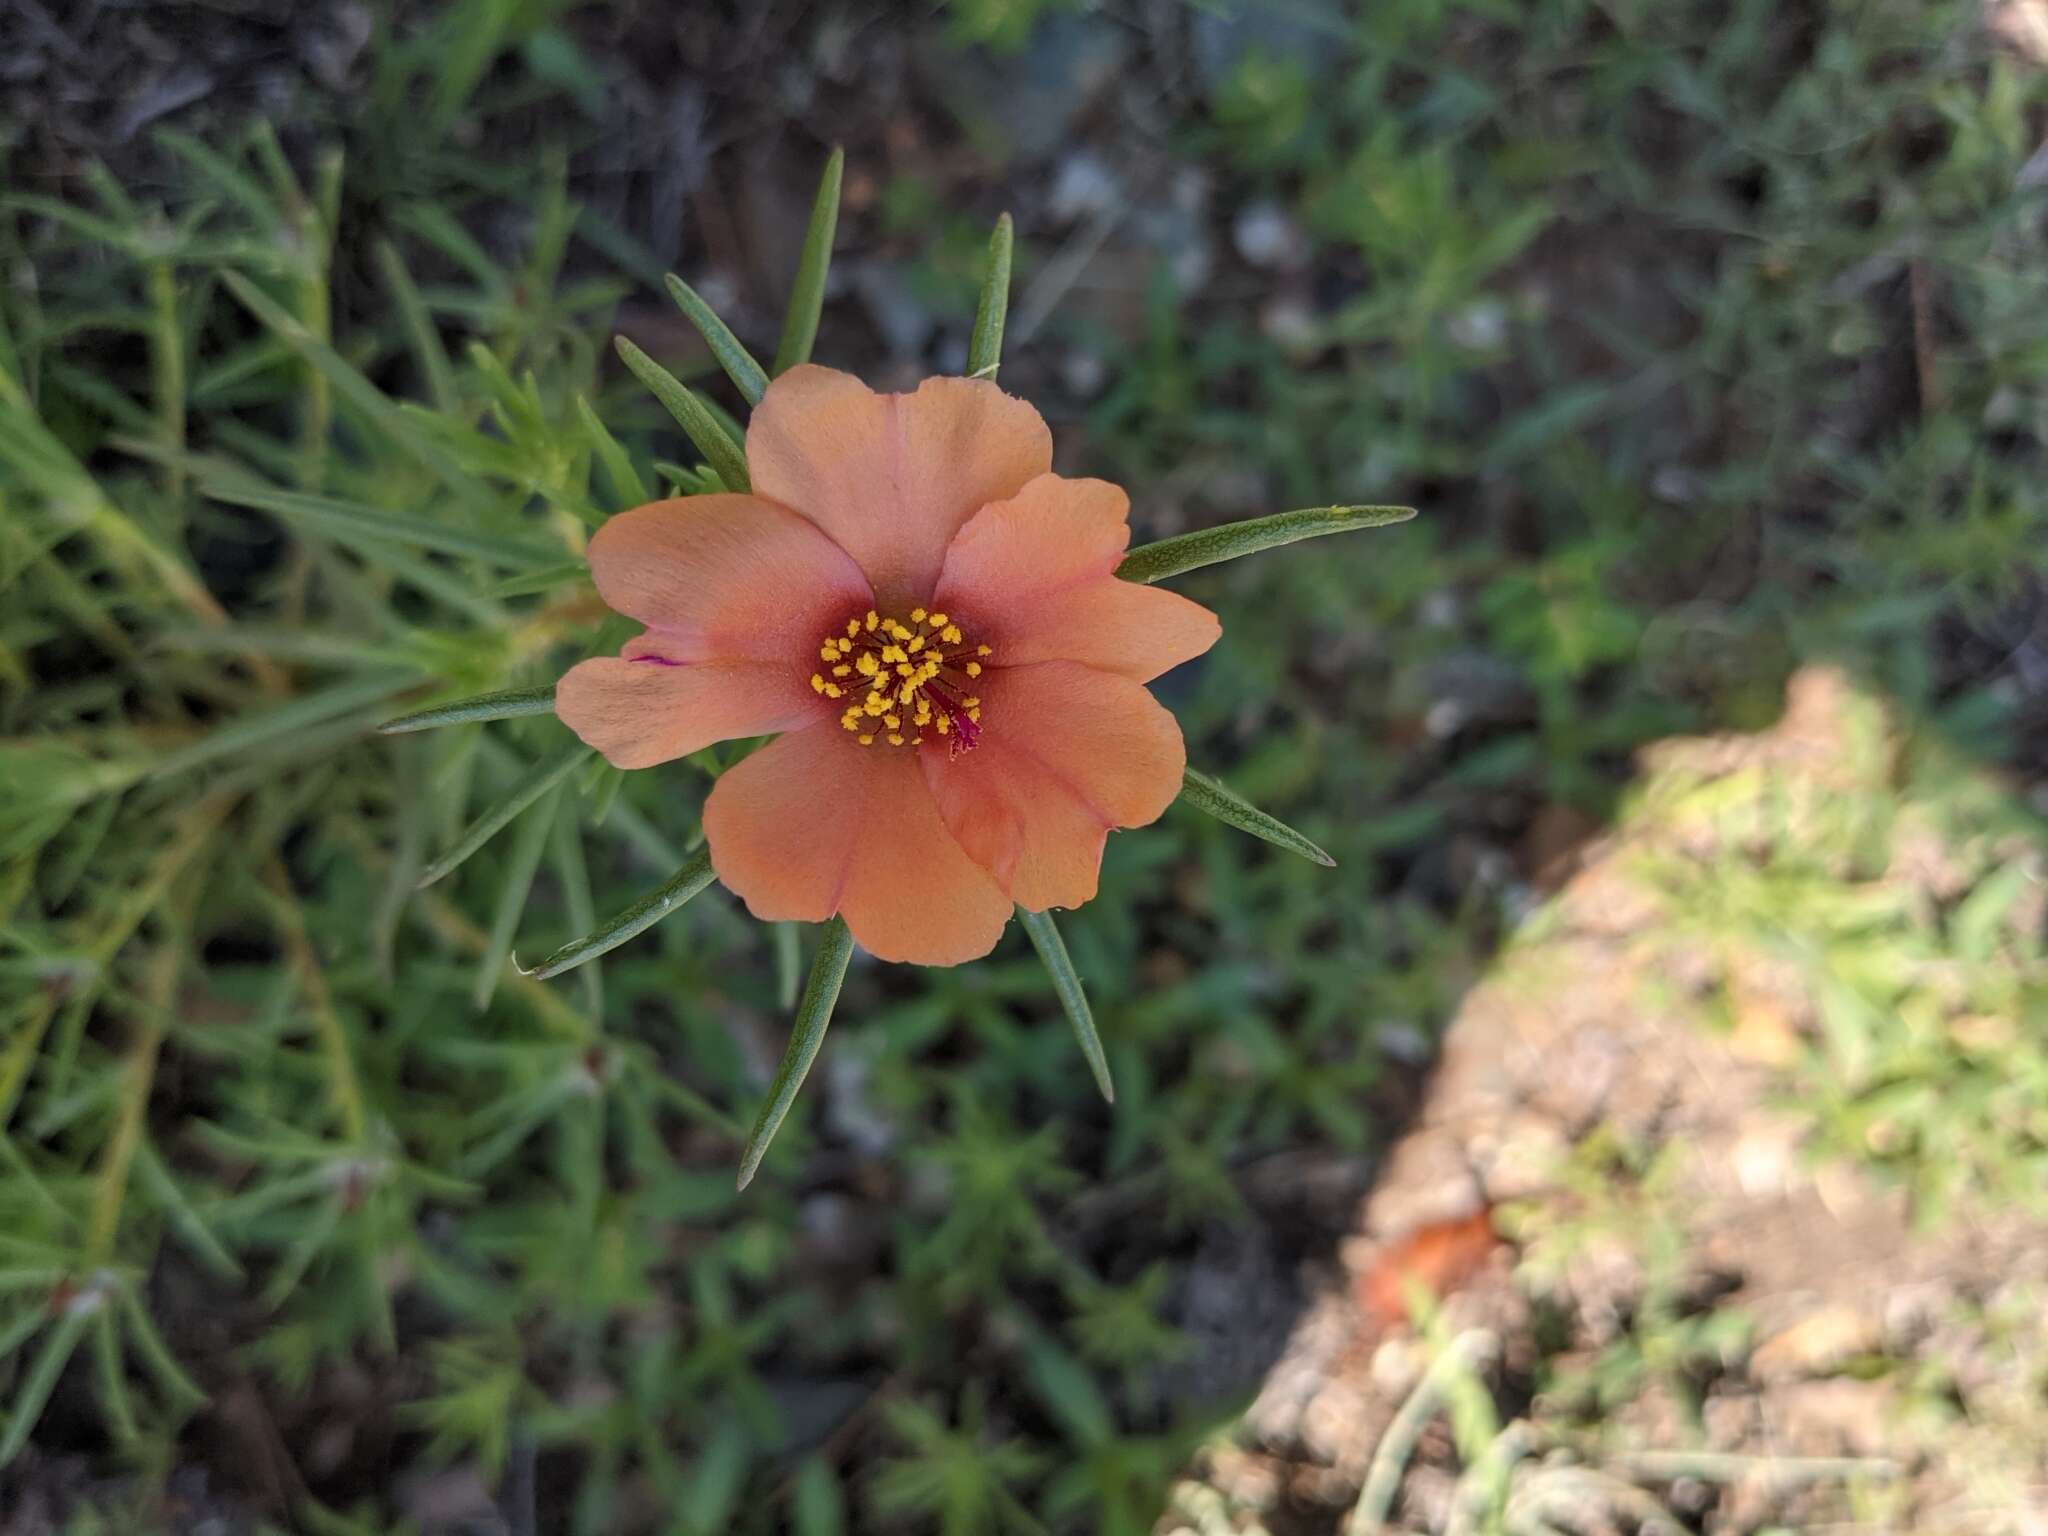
[814,608,991,754]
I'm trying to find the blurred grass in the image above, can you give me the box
[1,0,2045,1531]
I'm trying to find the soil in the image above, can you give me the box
[1167,669,2048,1535]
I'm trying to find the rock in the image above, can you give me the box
[1357,1130,1483,1240]
[1748,1305,1884,1383]
[1232,202,1309,270]
[1258,294,1320,355]
[1373,1019,1434,1066]
[1369,1334,1428,1398]
[1298,1377,1372,1467]
[1772,1378,1898,1458]
[1448,298,1509,351]
[1730,1115,1806,1199]
[1059,347,1107,399]
[1048,150,1121,222]
[915,13,1131,158]
[1473,1112,1569,1203]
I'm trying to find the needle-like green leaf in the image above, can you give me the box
[966,213,1014,380]
[379,685,557,734]
[1017,908,1112,1102]
[736,917,853,1191]
[576,393,648,509]
[1177,766,1336,867]
[0,1305,90,1466]
[772,148,844,375]
[1117,504,1417,585]
[218,269,471,491]
[525,845,718,980]
[665,274,769,406]
[417,743,591,890]
[374,238,458,413]
[150,671,422,780]
[613,336,751,493]
[473,782,564,1010]
[200,478,563,568]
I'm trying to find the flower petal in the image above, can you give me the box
[932,474,1220,682]
[921,661,1187,912]
[555,655,817,770]
[704,725,1012,965]
[585,493,872,662]
[746,365,1052,611]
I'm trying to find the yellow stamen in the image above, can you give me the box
[813,609,991,752]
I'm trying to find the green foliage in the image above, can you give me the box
[2,0,2042,1530]
[1634,704,2048,1223]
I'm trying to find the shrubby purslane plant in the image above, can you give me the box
[389,164,1415,1183]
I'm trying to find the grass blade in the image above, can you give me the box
[115,1286,206,1412]
[548,806,602,1016]
[613,336,751,493]
[417,743,591,890]
[736,917,853,1191]
[217,269,470,491]
[201,478,563,568]
[576,393,648,510]
[379,686,557,734]
[137,1142,244,1282]
[0,1306,91,1466]
[665,274,768,406]
[472,783,564,1010]
[1117,504,1416,585]
[772,147,844,376]
[375,239,459,413]
[1017,908,1112,1103]
[150,671,421,781]
[1178,766,1335,867]
[525,845,717,981]
[966,213,1014,380]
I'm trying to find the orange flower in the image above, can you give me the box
[555,366,1220,965]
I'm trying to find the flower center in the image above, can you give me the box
[812,608,992,754]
